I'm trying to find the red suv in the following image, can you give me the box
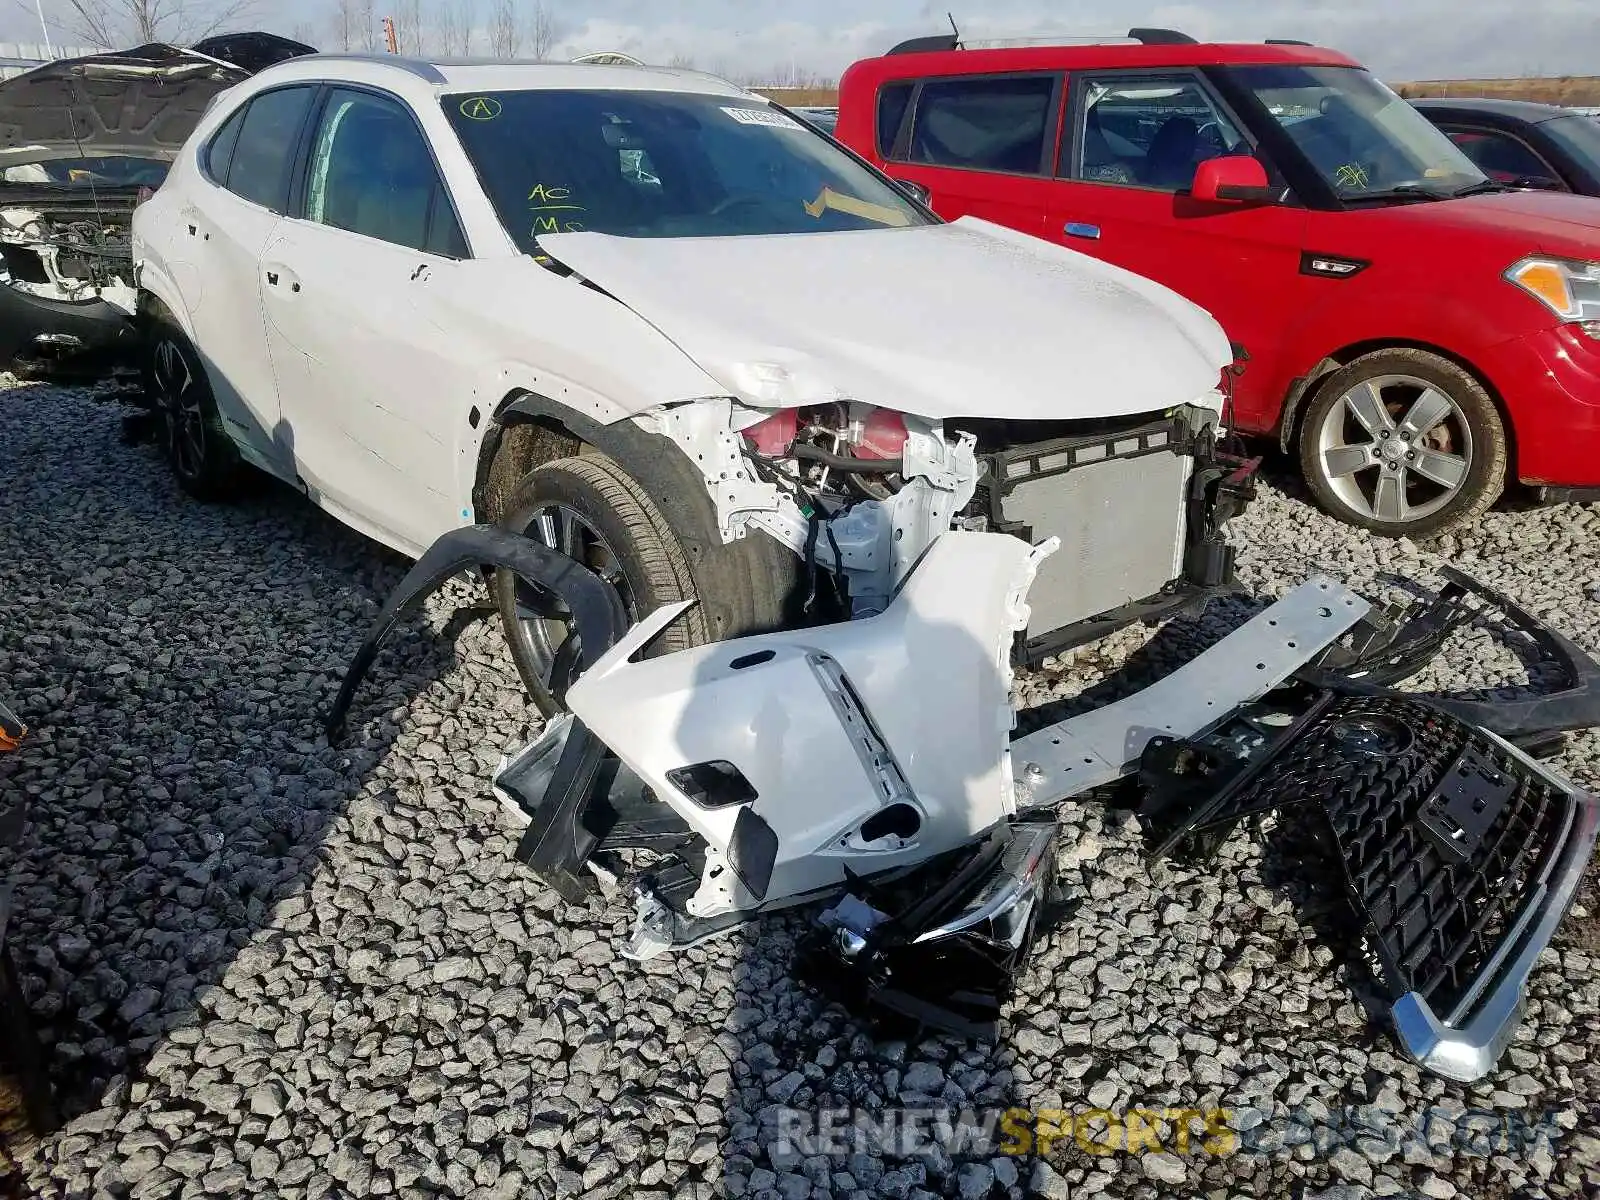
[838,30,1600,537]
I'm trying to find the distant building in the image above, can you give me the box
[0,42,106,80]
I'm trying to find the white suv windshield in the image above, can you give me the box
[442,89,931,246]
[1228,64,1490,200]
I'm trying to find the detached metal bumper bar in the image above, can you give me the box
[1392,734,1600,1083]
[1013,575,1372,805]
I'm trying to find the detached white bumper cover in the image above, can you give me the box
[567,531,1055,913]
[566,532,1373,919]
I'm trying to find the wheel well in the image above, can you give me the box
[1275,339,1515,466]
[472,391,590,525]
[137,289,172,327]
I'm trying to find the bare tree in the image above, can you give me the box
[394,0,426,53]
[56,0,258,46]
[329,0,359,50]
[489,0,518,57]
[760,60,829,90]
[525,0,559,61]
[357,0,377,50]
[667,51,697,70]
[433,0,476,56]
[436,0,463,55]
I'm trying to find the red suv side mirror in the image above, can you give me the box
[1191,156,1276,204]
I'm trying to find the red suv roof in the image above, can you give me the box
[844,39,1362,84]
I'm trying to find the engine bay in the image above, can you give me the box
[0,199,137,308]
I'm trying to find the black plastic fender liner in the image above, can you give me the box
[324,524,625,740]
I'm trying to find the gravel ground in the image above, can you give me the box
[1,379,1598,1200]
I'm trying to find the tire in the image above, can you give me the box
[1297,348,1506,539]
[492,452,800,716]
[142,307,249,501]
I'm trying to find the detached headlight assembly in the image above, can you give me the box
[1505,255,1600,324]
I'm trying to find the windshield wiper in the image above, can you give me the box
[1344,184,1447,204]
[1451,179,1512,198]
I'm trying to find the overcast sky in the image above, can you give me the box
[9,1,1599,82]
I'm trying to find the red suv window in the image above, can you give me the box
[1067,73,1250,189]
[892,75,1061,175]
[876,82,914,156]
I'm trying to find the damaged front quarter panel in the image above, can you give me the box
[639,396,980,617]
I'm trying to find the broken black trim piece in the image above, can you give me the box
[1138,688,1339,861]
[1305,565,1600,739]
[797,822,1063,1041]
[324,524,625,739]
[495,714,614,903]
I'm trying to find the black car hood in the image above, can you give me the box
[191,32,318,74]
[0,36,311,168]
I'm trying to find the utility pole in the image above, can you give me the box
[33,0,52,56]
[383,16,399,53]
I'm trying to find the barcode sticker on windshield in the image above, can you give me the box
[722,106,803,130]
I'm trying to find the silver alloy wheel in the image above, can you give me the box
[1314,374,1473,525]
[152,337,205,481]
[513,502,633,701]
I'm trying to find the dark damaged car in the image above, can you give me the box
[0,35,312,377]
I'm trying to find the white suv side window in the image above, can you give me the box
[303,88,468,257]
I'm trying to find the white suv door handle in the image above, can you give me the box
[262,263,302,294]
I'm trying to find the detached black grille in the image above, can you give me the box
[1316,699,1568,1019]
[1141,694,1573,1021]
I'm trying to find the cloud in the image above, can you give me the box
[10,0,1600,83]
[548,0,1600,83]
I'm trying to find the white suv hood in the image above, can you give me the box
[539,216,1230,422]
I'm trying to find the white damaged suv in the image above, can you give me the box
[133,53,1249,713]
[134,54,1600,1084]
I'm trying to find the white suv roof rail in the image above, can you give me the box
[301,51,447,83]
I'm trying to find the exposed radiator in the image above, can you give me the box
[977,414,1194,656]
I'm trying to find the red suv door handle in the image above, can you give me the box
[1063,222,1102,240]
